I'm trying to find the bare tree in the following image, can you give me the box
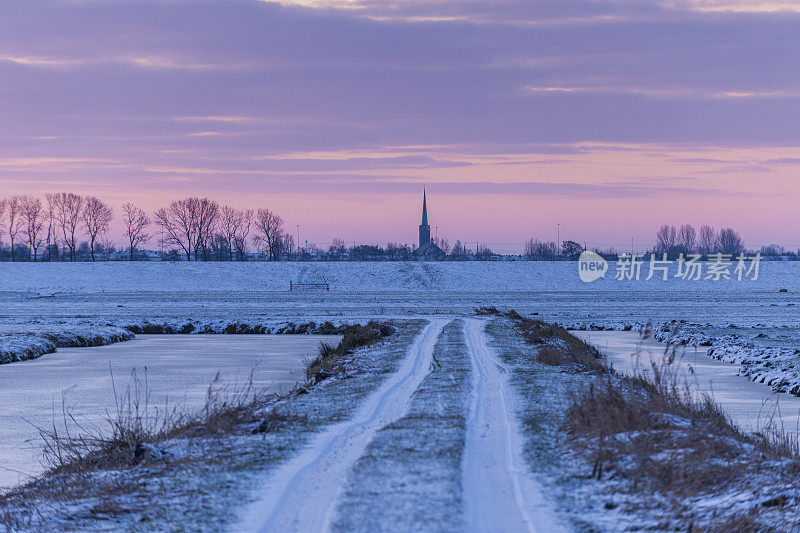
[218,205,239,261]
[717,227,745,255]
[450,240,468,259]
[82,196,114,261]
[233,209,252,261]
[121,203,151,261]
[0,198,6,246]
[280,233,294,260]
[524,238,558,259]
[7,196,23,261]
[44,193,61,261]
[253,208,284,261]
[655,224,677,255]
[20,196,44,261]
[218,205,251,261]
[155,198,199,261]
[52,192,83,261]
[435,236,450,255]
[194,198,219,261]
[677,224,697,254]
[699,225,716,256]
[329,237,347,259]
[98,237,117,261]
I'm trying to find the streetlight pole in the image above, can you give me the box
[557,223,560,256]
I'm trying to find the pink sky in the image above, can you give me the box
[1,1,799,252]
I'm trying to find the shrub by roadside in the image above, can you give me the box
[485,308,604,373]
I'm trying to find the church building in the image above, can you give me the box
[413,188,446,260]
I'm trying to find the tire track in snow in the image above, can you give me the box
[463,318,565,532]
[239,319,448,533]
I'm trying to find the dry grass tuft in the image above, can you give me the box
[36,367,271,476]
[305,321,394,382]
[504,311,605,373]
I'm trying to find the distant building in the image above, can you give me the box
[413,188,445,260]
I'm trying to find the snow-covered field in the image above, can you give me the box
[2,261,797,326]
[2,261,798,394]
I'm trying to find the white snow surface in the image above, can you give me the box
[3,262,799,408]
[463,319,564,532]
[240,320,448,531]
[2,260,799,293]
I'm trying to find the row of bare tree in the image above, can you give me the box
[153,198,289,261]
[0,193,113,261]
[655,224,745,256]
[0,194,288,261]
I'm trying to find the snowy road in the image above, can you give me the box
[240,319,563,532]
[463,319,564,533]
[241,320,447,531]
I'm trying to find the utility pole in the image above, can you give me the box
[557,223,560,254]
[631,237,634,256]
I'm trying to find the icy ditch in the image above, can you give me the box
[562,319,800,398]
[572,330,800,439]
[0,320,359,366]
[0,333,341,492]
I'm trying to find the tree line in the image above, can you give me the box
[0,194,290,262]
[653,224,745,258]
[0,193,497,262]
[523,225,790,261]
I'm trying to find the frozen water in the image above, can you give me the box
[574,330,800,439]
[0,334,340,492]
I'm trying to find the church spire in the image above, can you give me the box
[421,187,428,226]
[418,187,431,248]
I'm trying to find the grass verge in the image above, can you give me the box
[479,307,604,372]
[498,310,800,530]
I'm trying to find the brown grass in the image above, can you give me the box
[305,321,394,382]
[559,326,800,527]
[34,366,290,477]
[504,310,606,373]
[494,312,800,527]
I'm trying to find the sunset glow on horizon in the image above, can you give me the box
[2,0,799,252]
